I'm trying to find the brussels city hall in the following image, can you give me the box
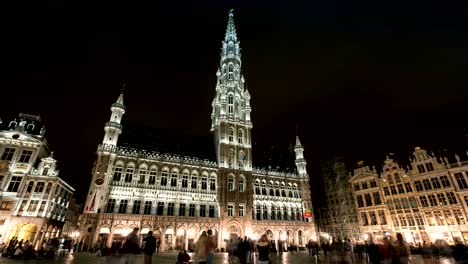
[79,11,316,251]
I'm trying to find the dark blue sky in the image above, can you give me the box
[2,0,468,201]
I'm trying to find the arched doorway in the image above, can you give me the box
[298,230,304,246]
[227,225,240,240]
[176,229,186,250]
[165,228,174,251]
[98,227,110,247]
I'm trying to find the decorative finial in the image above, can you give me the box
[225,9,237,42]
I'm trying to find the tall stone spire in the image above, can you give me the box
[210,10,252,171]
[211,9,250,132]
[225,9,237,42]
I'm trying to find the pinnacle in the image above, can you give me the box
[225,9,237,42]
[295,136,302,147]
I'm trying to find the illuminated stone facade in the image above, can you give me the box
[79,11,316,251]
[350,147,468,244]
[0,113,75,249]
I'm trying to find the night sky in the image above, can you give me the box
[2,1,468,203]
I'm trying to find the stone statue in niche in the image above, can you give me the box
[239,151,245,167]
[228,150,234,168]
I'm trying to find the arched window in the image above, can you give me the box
[201,177,208,190]
[210,175,216,191]
[255,180,260,195]
[191,171,198,189]
[148,166,157,185]
[170,170,178,187]
[228,95,234,114]
[113,164,123,182]
[182,170,189,188]
[238,176,245,192]
[161,168,169,186]
[124,164,134,183]
[238,129,243,144]
[261,181,267,195]
[138,165,147,184]
[228,176,235,191]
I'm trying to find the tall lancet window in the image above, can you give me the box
[228,64,234,80]
[238,129,243,144]
[228,127,234,142]
[228,95,234,114]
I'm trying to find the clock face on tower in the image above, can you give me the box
[95,178,104,186]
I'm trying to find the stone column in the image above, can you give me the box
[171,233,176,250]
[92,229,100,248]
[160,228,166,252]
[106,232,114,247]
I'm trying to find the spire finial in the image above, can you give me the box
[225,9,237,42]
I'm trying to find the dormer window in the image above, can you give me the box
[417,164,426,173]
[425,162,434,172]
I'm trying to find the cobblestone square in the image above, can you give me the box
[0,252,457,264]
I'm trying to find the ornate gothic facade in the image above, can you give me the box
[79,11,316,251]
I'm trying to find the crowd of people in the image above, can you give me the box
[305,233,468,264]
[4,230,468,263]
[0,237,60,260]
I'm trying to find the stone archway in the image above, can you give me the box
[165,228,174,251]
[297,230,304,246]
[176,228,186,250]
[8,223,37,244]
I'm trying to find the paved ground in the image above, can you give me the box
[0,252,457,264]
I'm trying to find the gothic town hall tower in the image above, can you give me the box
[79,10,316,251]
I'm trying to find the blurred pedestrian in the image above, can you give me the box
[143,231,157,264]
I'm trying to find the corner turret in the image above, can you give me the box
[294,136,308,176]
[102,91,125,148]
